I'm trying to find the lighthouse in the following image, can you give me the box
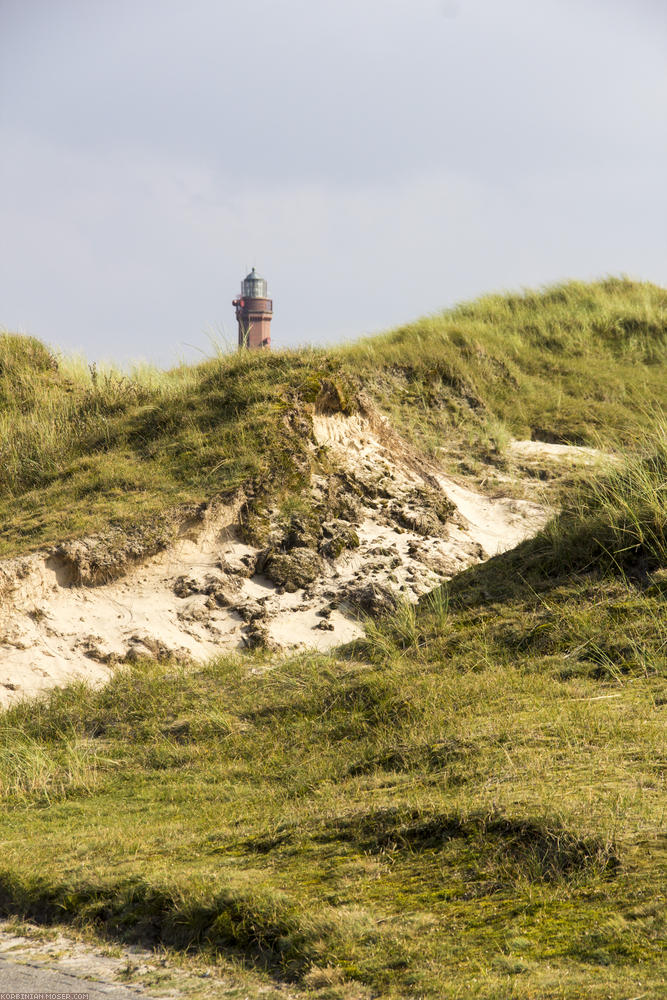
[232,268,273,350]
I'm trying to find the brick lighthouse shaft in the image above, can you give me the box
[232,268,273,349]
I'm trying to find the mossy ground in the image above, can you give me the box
[0,525,665,996]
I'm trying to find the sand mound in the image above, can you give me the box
[510,439,605,461]
[0,413,549,707]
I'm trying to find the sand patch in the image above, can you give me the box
[0,919,201,997]
[510,439,606,462]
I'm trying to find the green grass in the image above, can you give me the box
[0,623,664,999]
[0,336,334,555]
[344,276,666,464]
[0,441,665,998]
[1,276,665,556]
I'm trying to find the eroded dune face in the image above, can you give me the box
[0,413,549,707]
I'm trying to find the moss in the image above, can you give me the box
[260,548,325,592]
[51,512,188,585]
[319,524,360,560]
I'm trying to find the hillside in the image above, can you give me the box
[0,277,666,999]
[1,277,664,557]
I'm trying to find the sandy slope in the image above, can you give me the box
[0,413,552,707]
[510,439,603,461]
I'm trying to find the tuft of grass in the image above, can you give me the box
[544,422,667,576]
[0,724,106,803]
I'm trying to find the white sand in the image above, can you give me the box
[510,439,605,461]
[436,477,544,557]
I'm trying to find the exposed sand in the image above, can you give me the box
[510,439,605,462]
[314,412,546,556]
[0,413,549,708]
[436,476,545,556]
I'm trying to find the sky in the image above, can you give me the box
[1,0,666,367]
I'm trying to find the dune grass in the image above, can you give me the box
[0,438,665,998]
[0,337,329,555]
[344,276,665,450]
[0,278,665,996]
[0,628,664,998]
[1,277,665,556]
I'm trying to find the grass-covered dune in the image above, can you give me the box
[0,276,666,998]
[0,438,665,998]
[1,277,665,556]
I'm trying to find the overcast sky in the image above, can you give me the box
[1,0,665,367]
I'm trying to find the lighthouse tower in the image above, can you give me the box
[232,268,273,350]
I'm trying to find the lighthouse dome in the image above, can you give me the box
[241,268,268,299]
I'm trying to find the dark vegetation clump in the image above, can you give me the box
[0,873,316,979]
[315,808,620,882]
[51,515,181,586]
[259,547,324,592]
[319,521,360,559]
[344,580,400,617]
[242,496,360,590]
